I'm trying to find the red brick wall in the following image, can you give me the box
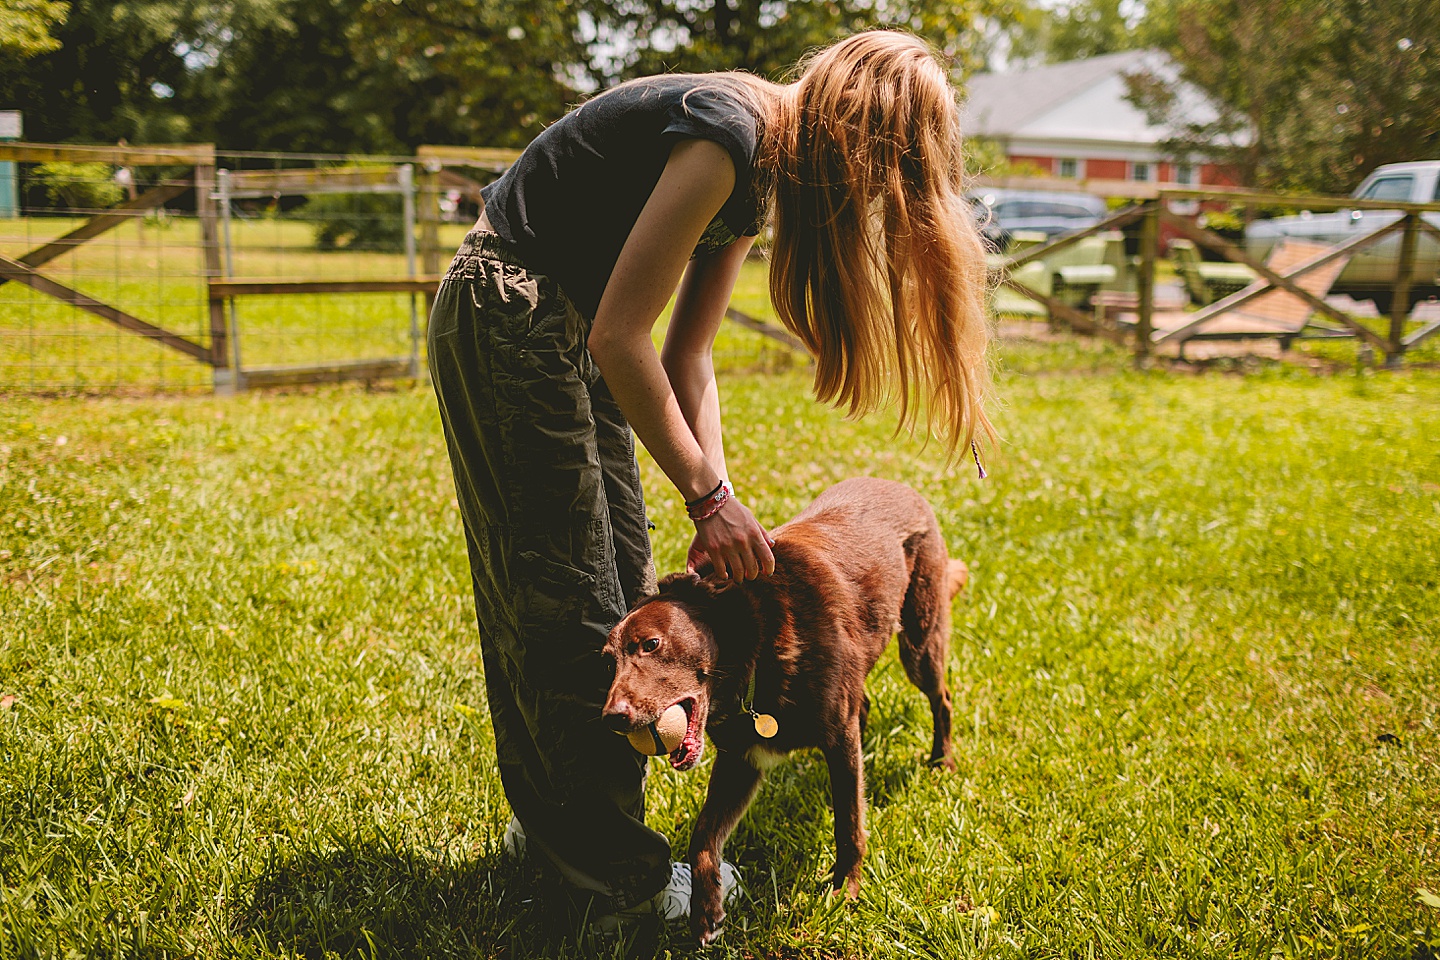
[1202,163,1242,187]
[1085,158,1128,180]
[998,154,1246,186]
[1009,155,1055,174]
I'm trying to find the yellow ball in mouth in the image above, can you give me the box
[626,703,688,755]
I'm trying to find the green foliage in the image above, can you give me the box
[344,0,588,151]
[0,0,68,58]
[0,0,1017,151]
[32,161,124,209]
[304,191,406,253]
[1003,0,1148,65]
[586,0,1007,83]
[1132,0,1440,193]
[964,137,1050,179]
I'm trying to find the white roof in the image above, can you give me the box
[961,50,1227,150]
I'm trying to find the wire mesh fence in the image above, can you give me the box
[0,147,215,390]
[0,143,805,393]
[0,146,466,392]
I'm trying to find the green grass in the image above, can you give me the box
[3,330,1438,958]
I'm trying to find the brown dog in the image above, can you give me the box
[602,477,966,943]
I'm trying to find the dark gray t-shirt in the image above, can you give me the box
[480,75,765,318]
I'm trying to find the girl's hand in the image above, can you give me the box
[687,498,776,582]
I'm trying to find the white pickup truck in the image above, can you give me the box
[1244,160,1440,314]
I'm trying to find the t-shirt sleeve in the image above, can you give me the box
[661,88,761,237]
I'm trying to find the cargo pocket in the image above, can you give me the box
[514,550,594,629]
[511,545,614,704]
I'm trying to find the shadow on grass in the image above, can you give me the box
[233,733,942,957]
[232,840,668,959]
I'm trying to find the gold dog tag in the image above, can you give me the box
[754,714,778,738]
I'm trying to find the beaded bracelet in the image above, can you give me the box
[687,479,733,522]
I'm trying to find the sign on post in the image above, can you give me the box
[0,111,21,218]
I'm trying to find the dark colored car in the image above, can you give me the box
[967,188,1109,251]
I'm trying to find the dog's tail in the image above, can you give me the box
[947,559,969,601]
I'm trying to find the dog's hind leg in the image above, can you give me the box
[897,535,957,771]
[822,721,867,898]
[688,750,763,945]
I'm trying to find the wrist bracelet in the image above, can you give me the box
[684,480,726,509]
[687,480,733,522]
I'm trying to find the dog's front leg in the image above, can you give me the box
[821,722,866,898]
[688,748,763,945]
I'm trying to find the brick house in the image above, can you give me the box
[961,50,1242,193]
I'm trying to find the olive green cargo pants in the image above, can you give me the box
[428,230,670,912]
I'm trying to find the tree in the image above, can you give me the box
[0,0,259,144]
[1,0,1024,153]
[0,0,69,59]
[1043,0,1145,63]
[1131,0,1439,193]
[1313,0,1440,189]
[347,0,588,149]
[582,0,1009,84]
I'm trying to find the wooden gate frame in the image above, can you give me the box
[207,163,439,389]
[413,145,520,303]
[0,144,447,390]
[986,180,1440,366]
[1141,188,1440,365]
[0,142,227,371]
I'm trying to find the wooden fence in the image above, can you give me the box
[5,143,1436,392]
[987,183,1440,366]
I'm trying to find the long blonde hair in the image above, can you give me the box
[718,31,995,458]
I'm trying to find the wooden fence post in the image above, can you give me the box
[193,145,233,391]
[1135,202,1159,363]
[1387,212,1420,369]
[418,159,443,318]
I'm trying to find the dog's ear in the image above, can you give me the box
[657,570,698,593]
[657,570,739,604]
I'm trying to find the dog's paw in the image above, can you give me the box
[691,906,725,945]
[690,883,726,944]
[928,752,957,772]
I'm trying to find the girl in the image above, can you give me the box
[428,28,992,928]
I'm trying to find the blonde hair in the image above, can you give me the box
[718,32,995,458]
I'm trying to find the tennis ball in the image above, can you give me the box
[626,703,688,755]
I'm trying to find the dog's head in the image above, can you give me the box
[602,572,737,770]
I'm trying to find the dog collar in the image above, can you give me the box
[740,669,778,738]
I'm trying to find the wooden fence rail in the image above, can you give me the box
[988,183,1440,367]
[5,144,1437,390]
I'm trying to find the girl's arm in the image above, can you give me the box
[662,235,754,500]
[587,138,775,581]
[663,235,756,574]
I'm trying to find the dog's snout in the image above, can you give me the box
[603,701,635,732]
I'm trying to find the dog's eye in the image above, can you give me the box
[640,637,661,654]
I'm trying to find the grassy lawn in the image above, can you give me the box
[3,322,1438,958]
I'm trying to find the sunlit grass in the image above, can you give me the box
[3,336,1437,958]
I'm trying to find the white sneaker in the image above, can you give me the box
[502,814,527,860]
[651,860,742,921]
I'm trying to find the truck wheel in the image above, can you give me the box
[1369,287,1440,318]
